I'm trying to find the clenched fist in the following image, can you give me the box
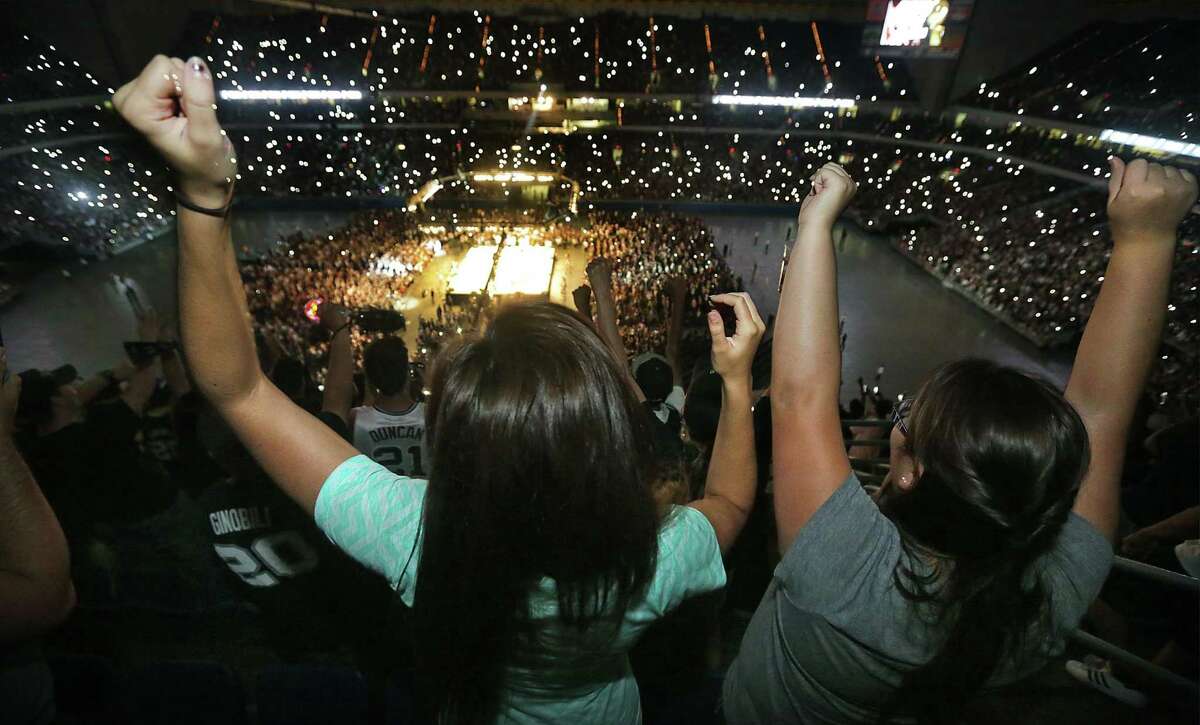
[317,302,352,332]
[1107,157,1198,245]
[798,162,858,230]
[586,257,614,290]
[112,55,237,208]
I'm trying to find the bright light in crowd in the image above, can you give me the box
[218,89,364,101]
[371,254,417,278]
[1098,130,1200,159]
[472,171,557,183]
[711,95,856,110]
[303,298,323,322]
[507,96,556,111]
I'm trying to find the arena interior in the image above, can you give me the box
[0,1,1198,723]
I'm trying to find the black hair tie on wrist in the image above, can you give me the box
[175,186,234,218]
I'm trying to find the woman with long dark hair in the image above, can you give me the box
[723,159,1198,723]
[112,56,766,723]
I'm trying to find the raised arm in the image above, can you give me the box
[113,56,356,514]
[688,293,766,553]
[665,276,686,387]
[587,257,646,402]
[318,303,355,426]
[0,350,75,642]
[771,163,858,552]
[1066,158,1198,541]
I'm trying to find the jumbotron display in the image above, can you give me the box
[862,0,975,58]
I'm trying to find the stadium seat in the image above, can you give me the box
[49,654,121,725]
[125,660,246,725]
[384,670,420,725]
[256,663,368,725]
[642,672,724,725]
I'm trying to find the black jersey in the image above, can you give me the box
[200,475,393,657]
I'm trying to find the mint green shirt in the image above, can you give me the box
[314,455,726,724]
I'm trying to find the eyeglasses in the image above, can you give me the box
[891,396,913,438]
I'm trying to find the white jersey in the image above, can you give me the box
[351,403,429,478]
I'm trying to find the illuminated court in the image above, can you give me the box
[492,246,556,297]
[447,244,558,298]
[394,222,587,353]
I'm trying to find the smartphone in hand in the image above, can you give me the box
[711,301,737,338]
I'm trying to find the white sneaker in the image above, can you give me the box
[1065,659,1148,708]
[1175,539,1200,578]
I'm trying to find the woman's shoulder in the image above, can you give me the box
[637,506,727,617]
[1037,513,1114,620]
[775,473,904,600]
[658,505,720,557]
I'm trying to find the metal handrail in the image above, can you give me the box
[1070,630,1200,698]
[1066,560,1200,701]
[1111,556,1199,593]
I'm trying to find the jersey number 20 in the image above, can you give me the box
[213,531,319,587]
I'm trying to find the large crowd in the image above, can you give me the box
[966,20,1197,139]
[587,211,737,353]
[241,207,738,380]
[4,48,1198,722]
[218,128,1199,404]
[0,139,170,258]
[1,35,170,257]
[241,209,434,366]
[1,119,1195,404]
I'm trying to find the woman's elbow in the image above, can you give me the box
[2,579,77,643]
[771,386,832,417]
[198,371,266,409]
[50,581,77,629]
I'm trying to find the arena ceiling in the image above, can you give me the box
[246,0,872,22]
[7,0,1198,101]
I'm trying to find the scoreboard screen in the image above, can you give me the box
[862,0,974,58]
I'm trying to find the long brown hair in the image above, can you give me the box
[413,301,660,723]
[878,359,1090,724]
